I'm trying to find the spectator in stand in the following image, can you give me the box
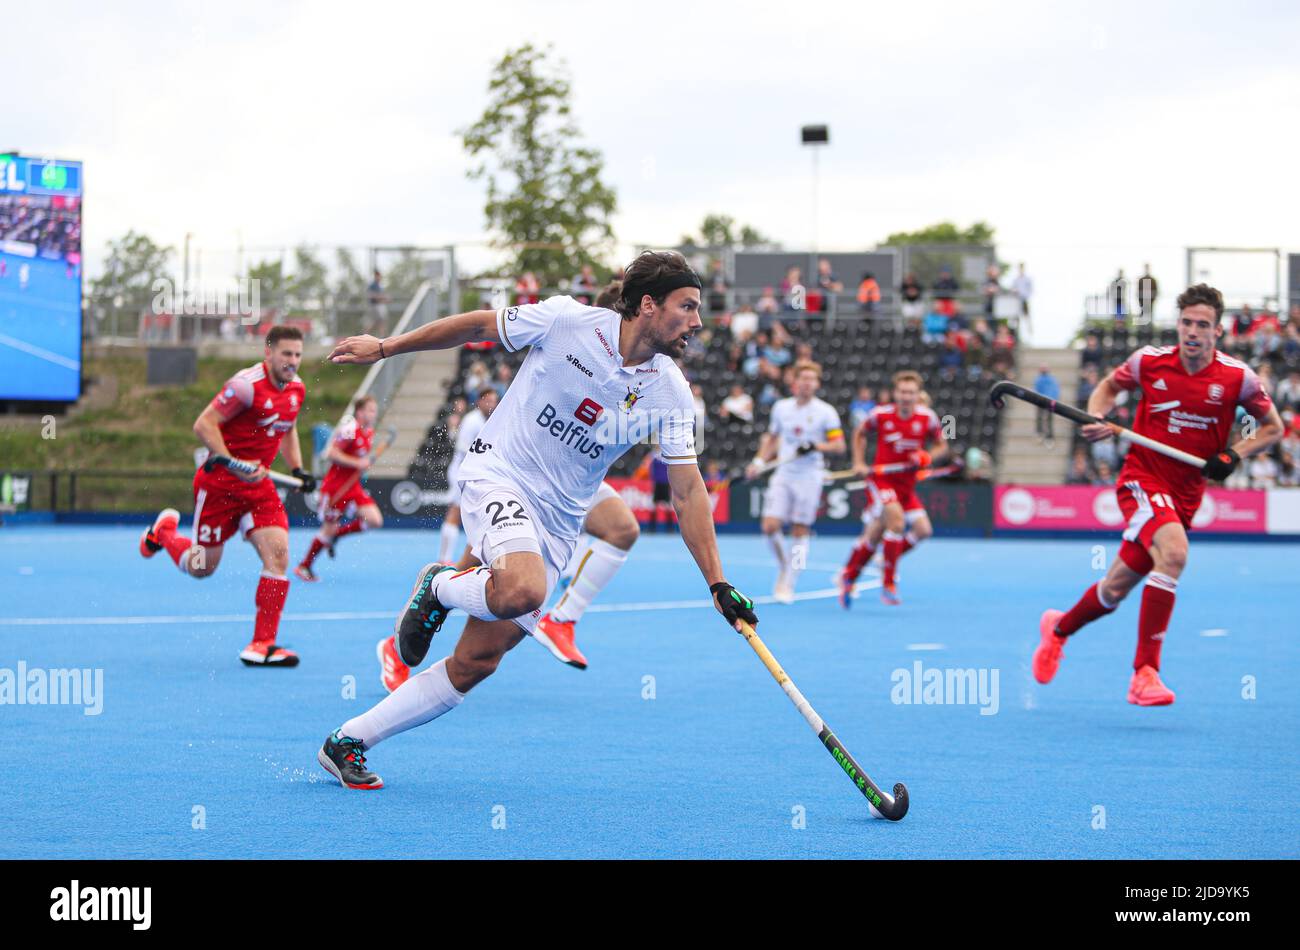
[1275,370,1300,411]
[933,266,959,317]
[899,272,924,327]
[1093,459,1115,486]
[1011,263,1033,317]
[981,264,1002,319]
[463,360,491,403]
[1283,322,1300,361]
[970,316,994,350]
[719,383,754,425]
[1034,366,1060,445]
[1137,264,1158,324]
[730,299,759,339]
[816,258,843,314]
[991,323,1017,375]
[1080,332,1104,370]
[1111,268,1127,326]
[1077,364,1100,406]
[1256,362,1276,397]
[570,264,598,305]
[1066,448,1092,485]
[707,259,729,314]
[781,266,804,310]
[690,383,709,440]
[445,396,468,448]
[514,271,540,305]
[1253,321,1281,362]
[492,362,513,398]
[756,286,780,318]
[948,300,969,333]
[1233,303,1255,338]
[763,333,791,370]
[939,331,965,381]
[1248,452,1278,488]
[1278,451,1300,487]
[742,331,768,379]
[856,272,881,314]
[703,460,725,490]
[849,385,876,430]
[365,269,390,337]
[922,301,949,345]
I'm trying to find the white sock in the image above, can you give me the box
[904,530,921,548]
[432,565,499,620]
[789,536,810,589]
[339,657,464,749]
[767,531,788,571]
[438,522,460,564]
[551,538,628,623]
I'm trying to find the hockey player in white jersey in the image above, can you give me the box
[745,360,845,603]
[317,251,759,790]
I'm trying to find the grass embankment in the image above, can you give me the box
[0,351,368,510]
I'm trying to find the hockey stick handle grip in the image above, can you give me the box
[203,455,304,488]
[988,381,1207,469]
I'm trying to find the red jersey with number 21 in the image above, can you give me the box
[1112,345,1272,515]
[201,361,305,487]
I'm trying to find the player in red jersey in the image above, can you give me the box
[840,371,950,606]
[138,326,317,666]
[295,394,384,581]
[1034,285,1283,705]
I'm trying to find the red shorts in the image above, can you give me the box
[1115,477,1196,574]
[863,476,926,523]
[317,481,376,522]
[191,472,288,547]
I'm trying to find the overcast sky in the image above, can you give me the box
[9,0,1298,345]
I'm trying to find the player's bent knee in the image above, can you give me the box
[608,517,640,551]
[489,578,547,618]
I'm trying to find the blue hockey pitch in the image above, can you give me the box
[2,524,1297,858]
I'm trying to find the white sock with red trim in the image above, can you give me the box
[340,657,465,749]
[550,538,628,624]
[431,565,498,620]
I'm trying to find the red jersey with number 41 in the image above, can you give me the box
[319,416,374,497]
[204,361,305,479]
[1112,345,1272,512]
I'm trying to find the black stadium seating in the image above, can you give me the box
[408,318,1010,486]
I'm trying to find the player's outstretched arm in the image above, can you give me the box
[1233,404,1284,460]
[1081,373,1123,442]
[667,463,757,632]
[330,309,499,364]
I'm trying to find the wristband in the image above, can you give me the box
[379,340,387,359]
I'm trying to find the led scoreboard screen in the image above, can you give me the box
[0,153,83,402]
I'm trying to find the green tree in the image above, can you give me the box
[461,43,617,287]
[882,221,996,247]
[89,231,173,333]
[287,244,329,312]
[246,258,286,312]
[333,247,368,306]
[680,213,771,249]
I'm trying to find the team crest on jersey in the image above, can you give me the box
[620,387,640,413]
[1207,383,1224,403]
[289,394,298,409]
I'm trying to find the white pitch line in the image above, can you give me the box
[0,332,80,371]
[906,643,946,651]
[1200,629,1229,638]
[0,578,883,628]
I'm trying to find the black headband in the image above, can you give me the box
[622,270,702,309]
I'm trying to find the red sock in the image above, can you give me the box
[334,520,366,539]
[1056,582,1117,636]
[156,522,194,569]
[254,573,290,645]
[882,532,904,587]
[301,537,326,568]
[1135,573,1177,670]
[843,542,874,581]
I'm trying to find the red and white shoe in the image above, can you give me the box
[1032,609,1067,684]
[293,563,318,582]
[880,583,901,606]
[239,641,300,667]
[533,613,588,670]
[1128,665,1175,706]
[139,508,179,558]
[376,635,410,693]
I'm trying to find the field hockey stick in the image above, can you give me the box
[988,380,1207,468]
[839,459,965,492]
[714,454,794,492]
[325,425,398,506]
[203,455,305,489]
[826,460,923,482]
[737,620,909,820]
